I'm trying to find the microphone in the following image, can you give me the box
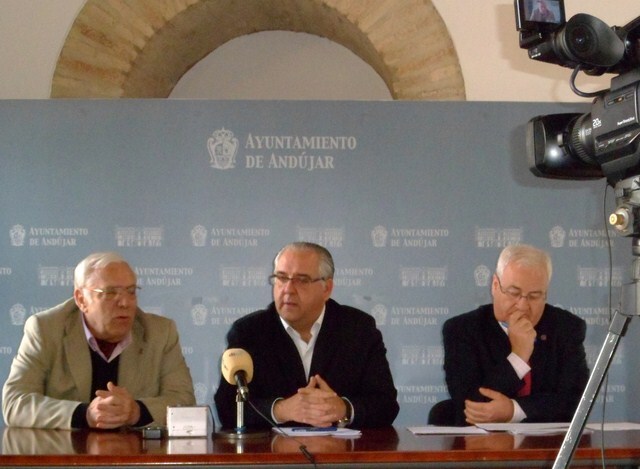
[221,348,253,401]
[217,348,315,464]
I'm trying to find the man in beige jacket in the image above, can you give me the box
[2,252,195,429]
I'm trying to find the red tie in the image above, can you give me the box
[518,370,532,396]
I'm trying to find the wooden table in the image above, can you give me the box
[1,426,639,468]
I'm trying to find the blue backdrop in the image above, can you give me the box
[0,99,635,427]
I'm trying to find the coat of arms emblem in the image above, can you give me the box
[208,128,238,170]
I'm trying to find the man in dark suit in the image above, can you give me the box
[214,242,398,429]
[442,244,589,426]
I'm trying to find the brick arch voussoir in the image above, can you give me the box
[51,0,465,100]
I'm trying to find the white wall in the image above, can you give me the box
[0,0,637,101]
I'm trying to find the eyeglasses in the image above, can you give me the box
[268,274,326,287]
[86,285,141,300]
[496,275,546,302]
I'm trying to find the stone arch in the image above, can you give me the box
[51,0,465,100]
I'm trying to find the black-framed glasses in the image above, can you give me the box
[268,274,325,287]
[495,275,546,302]
[86,285,141,300]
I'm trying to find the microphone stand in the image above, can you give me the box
[213,388,270,440]
[552,235,638,468]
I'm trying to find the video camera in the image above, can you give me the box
[516,0,640,186]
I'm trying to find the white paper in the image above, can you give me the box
[407,425,488,435]
[475,422,570,434]
[585,421,640,431]
[273,427,362,437]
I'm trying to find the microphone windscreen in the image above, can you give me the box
[221,348,254,385]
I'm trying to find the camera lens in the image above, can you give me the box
[568,25,595,55]
[568,113,597,164]
[552,13,623,68]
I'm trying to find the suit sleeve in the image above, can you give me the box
[442,314,522,426]
[213,320,278,429]
[134,318,196,426]
[2,315,81,429]
[345,317,399,428]
[517,316,589,422]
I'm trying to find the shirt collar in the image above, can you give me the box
[80,311,132,362]
[279,305,326,339]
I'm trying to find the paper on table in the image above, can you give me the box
[407,426,488,435]
[273,427,362,437]
[473,422,593,436]
[585,422,640,431]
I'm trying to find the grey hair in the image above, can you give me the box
[74,252,132,288]
[495,244,552,281]
[273,242,335,279]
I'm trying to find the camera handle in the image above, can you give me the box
[553,236,639,468]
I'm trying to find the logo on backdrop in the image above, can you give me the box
[371,226,388,247]
[220,266,268,287]
[552,225,614,248]
[134,266,193,287]
[475,227,523,248]
[297,227,344,248]
[549,225,566,248]
[401,345,444,366]
[388,305,449,326]
[190,302,253,325]
[207,128,357,171]
[397,384,447,405]
[570,306,612,327]
[39,266,74,286]
[333,267,374,287]
[208,128,238,170]
[474,265,491,287]
[399,267,447,287]
[191,225,208,247]
[371,226,449,248]
[9,225,88,247]
[9,225,26,246]
[190,225,271,248]
[191,304,208,326]
[370,304,388,326]
[577,266,623,287]
[9,304,26,325]
[115,227,163,247]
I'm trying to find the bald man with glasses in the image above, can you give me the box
[441,244,588,426]
[214,242,398,430]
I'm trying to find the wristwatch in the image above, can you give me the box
[336,397,352,428]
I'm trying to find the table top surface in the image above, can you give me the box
[1,425,639,467]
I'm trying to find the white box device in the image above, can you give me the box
[167,406,211,437]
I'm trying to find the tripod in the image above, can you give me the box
[554,177,640,468]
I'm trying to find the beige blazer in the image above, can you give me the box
[2,298,195,429]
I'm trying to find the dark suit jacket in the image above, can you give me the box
[442,304,589,426]
[214,299,399,429]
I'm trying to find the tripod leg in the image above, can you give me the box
[553,310,631,469]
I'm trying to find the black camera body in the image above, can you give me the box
[528,73,640,184]
[515,0,640,185]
